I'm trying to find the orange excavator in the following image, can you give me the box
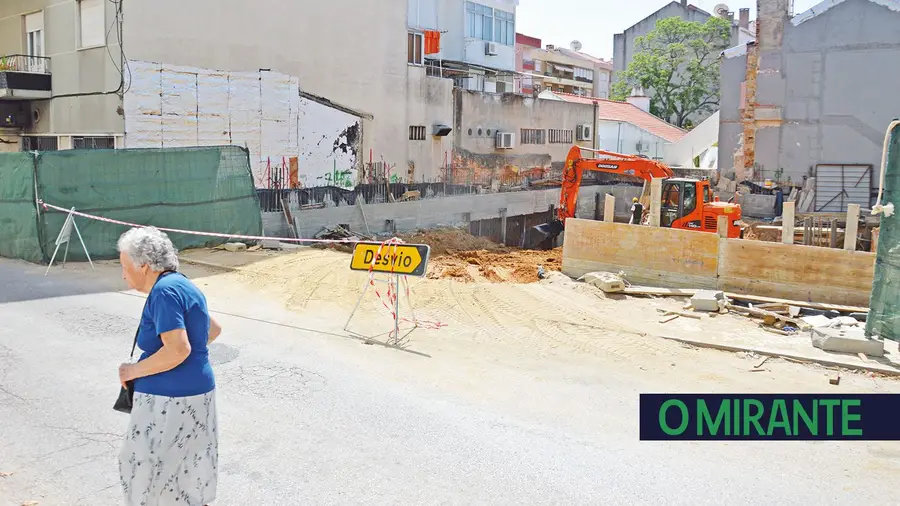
[528,146,743,247]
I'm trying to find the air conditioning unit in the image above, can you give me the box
[432,124,452,137]
[485,42,498,56]
[576,124,593,141]
[495,131,514,149]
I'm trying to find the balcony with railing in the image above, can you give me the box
[0,54,52,100]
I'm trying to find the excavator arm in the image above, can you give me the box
[527,146,675,248]
[556,145,674,222]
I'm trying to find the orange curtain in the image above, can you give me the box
[424,30,441,55]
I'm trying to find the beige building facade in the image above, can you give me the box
[1,0,455,185]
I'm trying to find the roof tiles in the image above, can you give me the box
[546,92,687,143]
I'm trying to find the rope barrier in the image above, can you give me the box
[38,199,447,334]
[38,200,357,244]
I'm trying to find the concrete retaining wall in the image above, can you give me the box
[281,185,641,238]
[562,218,875,306]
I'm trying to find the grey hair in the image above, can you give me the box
[116,226,180,272]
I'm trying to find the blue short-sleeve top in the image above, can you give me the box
[133,272,216,397]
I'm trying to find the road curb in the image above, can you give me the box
[659,335,900,376]
[179,257,243,272]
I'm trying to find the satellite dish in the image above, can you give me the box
[570,40,583,52]
[714,3,730,17]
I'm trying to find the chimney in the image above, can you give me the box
[680,0,687,6]
[739,8,750,28]
[546,44,555,50]
[626,86,651,113]
[757,0,790,51]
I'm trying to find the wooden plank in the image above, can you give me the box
[722,292,868,313]
[649,177,662,227]
[782,201,795,244]
[717,215,728,239]
[727,303,806,328]
[624,286,698,296]
[604,194,615,223]
[844,204,860,251]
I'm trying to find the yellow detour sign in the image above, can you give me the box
[350,241,431,277]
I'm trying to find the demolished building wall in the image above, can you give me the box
[719,0,900,196]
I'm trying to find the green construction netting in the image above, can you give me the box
[867,124,900,342]
[0,146,262,264]
[0,153,42,263]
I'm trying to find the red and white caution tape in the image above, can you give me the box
[363,237,447,337]
[38,199,446,333]
[38,200,359,244]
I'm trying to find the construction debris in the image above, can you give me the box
[811,326,884,357]
[578,271,626,293]
[223,242,247,252]
[656,308,703,320]
[313,225,373,242]
[829,373,841,386]
[659,314,680,324]
[690,290,726,312]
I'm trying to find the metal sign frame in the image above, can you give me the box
[344,241,431,347]
[44,207,95,276]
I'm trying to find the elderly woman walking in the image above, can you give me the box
[116,226,221,506]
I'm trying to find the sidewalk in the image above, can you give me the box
[658,328,900,376]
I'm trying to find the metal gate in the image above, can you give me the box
[814,164,872,212]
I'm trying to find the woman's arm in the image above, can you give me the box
[122,329,191,384]
[208,316,222,344]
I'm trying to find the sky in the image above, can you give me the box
[515,0,824,59]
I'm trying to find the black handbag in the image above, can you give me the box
[114,270,178,414]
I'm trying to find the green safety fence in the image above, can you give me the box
[0,145,262,264]
[0,152,42,263]
[867,122,900,342]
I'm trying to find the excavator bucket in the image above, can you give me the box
[525,219,565,249]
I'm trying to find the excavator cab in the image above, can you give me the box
[660,179,742,237]
[660,179,699,228]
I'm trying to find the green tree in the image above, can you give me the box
[611,16,732,128]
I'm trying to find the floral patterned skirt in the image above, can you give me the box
[118,390,218,506]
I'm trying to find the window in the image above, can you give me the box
[465,2,514,45]
[73,136,115,149]
[407,32,423,65]
[25,12,44,58]
[683,181,696,215]
[22,136,57,151]
[78,0,105,48]
[409,126,426,141]
[548,129,573,144]
[574,67,594,82]
[521,129,545,145]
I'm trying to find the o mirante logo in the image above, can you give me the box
[639,394,898,441]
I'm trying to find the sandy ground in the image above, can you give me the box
[181,233,900,395]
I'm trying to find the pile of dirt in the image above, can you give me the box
[427,247,562,284]
[397,228,561,283]
[399,228,504,255]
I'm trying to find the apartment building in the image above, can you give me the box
[1,0,459,186]
[515,34,613,99]
[0,0,124,153]
[409,0,519,93]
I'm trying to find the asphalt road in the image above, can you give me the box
[0,258,897,505]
